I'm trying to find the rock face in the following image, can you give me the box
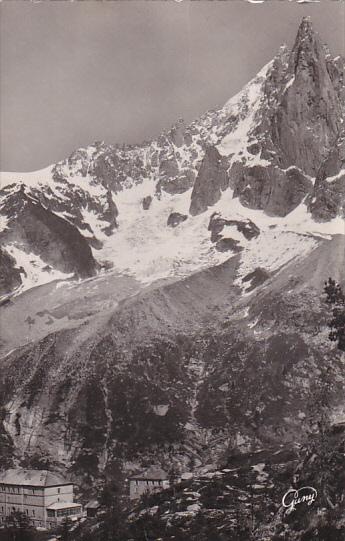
[0,248,22,296]
[102,190,119,234]
[189,147,228,215]
[156,171,194,196]
[0,189,98,279]
[218,17,344,217]
[168,119,186,147]
[309,135,345,221]
[230,163,313,216]
[271,17,342,176]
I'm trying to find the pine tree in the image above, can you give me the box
[324,278,345,351]
[99,478,127,541]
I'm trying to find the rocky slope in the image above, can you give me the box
[1,235,344,478]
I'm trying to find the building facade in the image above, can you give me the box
[129,466,170,500]
[0,469,82,529]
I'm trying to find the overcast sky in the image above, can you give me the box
[1,0,344,172]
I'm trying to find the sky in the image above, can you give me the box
[0,0,344,172]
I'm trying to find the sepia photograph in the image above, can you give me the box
[0,0,344,539]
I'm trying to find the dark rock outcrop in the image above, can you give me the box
[102,190,118,235]
[167,212,188,228]
[142,195,152,210]
[215,238,243,253]
[309,135,345,221]
[242,268,270,292]
[310,174,345,222]
[189,147,228,215]
[1,190,98,278]
[168,119,186,148]
[156,169,195,195]
[208,213,260,243]
[229,163,313,216]
[0,248,22,296]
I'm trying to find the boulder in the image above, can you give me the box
[142,195,153,210]
[167,212,188,228]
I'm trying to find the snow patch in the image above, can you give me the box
[325,168,345,183]
[5,244,73,293]
[284,75,295,92]
[1,166,54,189]
[218,61,273,166]
[0,215,8,232]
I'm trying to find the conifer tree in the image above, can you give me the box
[324,278,345,351]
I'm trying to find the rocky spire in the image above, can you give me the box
[290,16,328,76]
[270,17,342,176]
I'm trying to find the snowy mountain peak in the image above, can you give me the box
[0,18,344,296]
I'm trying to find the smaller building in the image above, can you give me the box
[84,499,100,518]
[129,467,169,500]
[46,502,83,525]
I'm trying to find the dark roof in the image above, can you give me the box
[129,466,168,481]
[0,469,71,487]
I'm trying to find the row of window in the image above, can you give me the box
[134,480,163,486]
[47,507,81,518]
[133,486,161,493]
[0,506,35,516]
[0,486,62,495]
[1,505,81,520]
[0,486,41,495]
[1,495,39,501]
[0,486,21,494]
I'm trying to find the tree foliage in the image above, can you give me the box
[98,478,127,541]
[324,278,345,351]
[2,511,35,541]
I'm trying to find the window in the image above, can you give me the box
[47,510,55,518]
[58,488,61,494]
[56,507,81,517]
[32,510,35,516]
